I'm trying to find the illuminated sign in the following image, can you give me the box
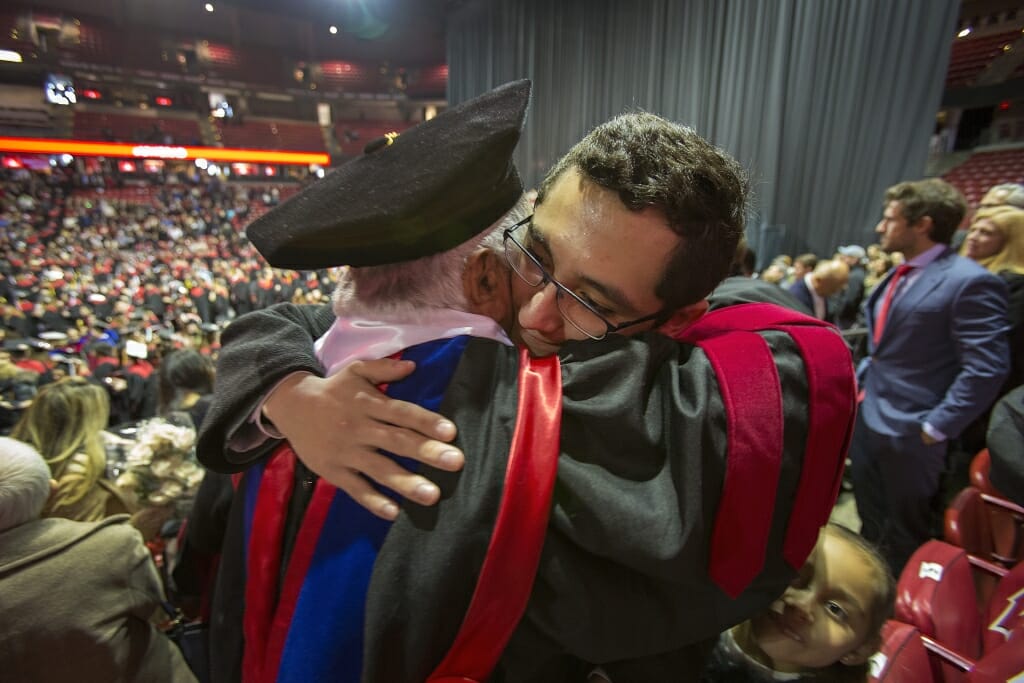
[0,137,329,166]
[131,145,189,159]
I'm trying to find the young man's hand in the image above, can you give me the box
[261,358,464,520]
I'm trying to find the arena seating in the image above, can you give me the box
[0,105,53,136]
[319,60,381,92]
[73,110,202,145]
[943,148,1024,207]
[946,29,1024,88]
[212,119,325,151]
[873,541,1024,682]
[970,449,1024,567]
[405,64,448,98]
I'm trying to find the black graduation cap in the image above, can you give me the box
[246,79,531,270]
[3,340,30,353]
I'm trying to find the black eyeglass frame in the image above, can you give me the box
[502,215,665,340]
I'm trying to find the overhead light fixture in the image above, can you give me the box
[329,25,338,34]
[957,27,971,38]
[205,3,214,12]
[0,49,23,63]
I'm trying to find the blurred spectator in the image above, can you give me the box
[784,252,818,287]
[957,205,1024,452]
[0,348,37,435]
[10,377,133,522]
[863,252,894,294]
[158,350,215,430]
[787,259,849,321]
[987,385,1024,506]
[961,206,1024,389]
[979,182,1024,209]
[833,245,867,330]
[0,437,196,682]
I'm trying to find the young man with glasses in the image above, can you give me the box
[198,83,854,681]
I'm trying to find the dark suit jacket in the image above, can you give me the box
[858,248,1010,439]
[834,265,867,329]
[787,277,825,320]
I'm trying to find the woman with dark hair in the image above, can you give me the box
[158,350,215,430]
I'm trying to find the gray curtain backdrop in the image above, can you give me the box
[447,0,958,265]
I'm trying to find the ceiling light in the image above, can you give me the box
[957,27,971,38]
[0,49,22,63]
[329,25,338,34]
[205,3,215,12]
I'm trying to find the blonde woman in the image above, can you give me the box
[11,377,133,522]
[962,206,1024,386]
[958,206,1024,452]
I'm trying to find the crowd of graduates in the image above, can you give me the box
[0,166,338,429]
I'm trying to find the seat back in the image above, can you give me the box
[983,560,1024,654]
[945,487,994,560]
[966,628,1024,683]
[896,540,983,659]
[870,621,937,682]
[969,450,993,494]
[970,450,1024,566]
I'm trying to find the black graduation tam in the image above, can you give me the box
[246,79,531,270]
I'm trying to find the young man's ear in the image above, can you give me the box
[462,249,513,329]
[656,299,709,337]
[913,215,935,240]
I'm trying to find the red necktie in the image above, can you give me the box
[873,264,914,344]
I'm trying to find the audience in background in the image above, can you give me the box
[961,205,1024,390]
[786,259,849,321]
[0,437,196,682]
[10,377,134,522]
[957,205,1024,453]
[157,349,216,430]
[783,252,819,287]
[834,245,868,329]
[986,385,1024,506]
[978,182,1024,209]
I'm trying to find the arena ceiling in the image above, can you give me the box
[11,0,451,64]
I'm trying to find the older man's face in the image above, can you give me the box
[506,169,680,356]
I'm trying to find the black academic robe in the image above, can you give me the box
[197,286,848,682]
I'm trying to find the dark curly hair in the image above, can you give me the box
[536,112,749,309]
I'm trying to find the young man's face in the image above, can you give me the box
[506,169,680,356]
[875,201,920,255]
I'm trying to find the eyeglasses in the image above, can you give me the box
[502,215,664,340]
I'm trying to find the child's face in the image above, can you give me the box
[750,529,878,672]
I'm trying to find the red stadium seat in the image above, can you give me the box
[967,629,1024,682]
[871,621,937,682]
[946,487,994,561]
[982,560,1024,654]
[970,450,1024,566]
[896,541,983,661]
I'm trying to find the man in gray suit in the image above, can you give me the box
[850,178,1010,573]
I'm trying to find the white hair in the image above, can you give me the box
[332,194,532,320]
[0,437,52,532]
